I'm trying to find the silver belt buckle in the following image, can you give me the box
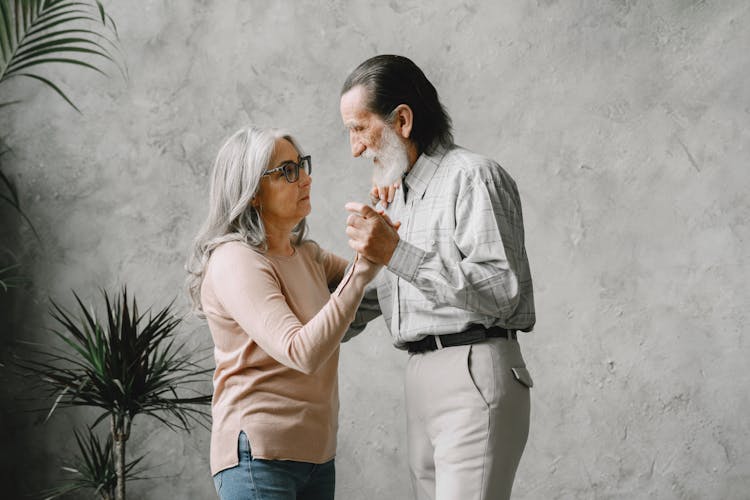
[434,335,444,349]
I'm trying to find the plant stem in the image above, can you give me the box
[111,413,130,500]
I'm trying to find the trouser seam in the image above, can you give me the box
[475,345,491,500]
[245,444,260,499]
[302,463,316,491]
[479,406,492,500]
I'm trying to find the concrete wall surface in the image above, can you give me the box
[1,1,748,499]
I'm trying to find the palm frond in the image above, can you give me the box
[0,0,124,111]
[0,262,29,291]
[0,165,40,237]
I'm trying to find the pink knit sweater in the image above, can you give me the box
[201,240,371,474]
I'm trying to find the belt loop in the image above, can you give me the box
[434,335,444,349]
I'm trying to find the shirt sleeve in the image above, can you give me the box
[386,171,521,319]
[342,278,382,342]
[209,243,370,375]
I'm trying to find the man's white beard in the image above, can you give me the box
[364,125,409,187]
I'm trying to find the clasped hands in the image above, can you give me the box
[345,202,401,266]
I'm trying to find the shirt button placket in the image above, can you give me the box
[394,195,417,342]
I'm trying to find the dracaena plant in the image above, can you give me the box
[41,427,144,500]
[20,289,212,500]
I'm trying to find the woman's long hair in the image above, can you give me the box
[186,126,308,314]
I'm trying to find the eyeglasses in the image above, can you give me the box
[263,155,312,183]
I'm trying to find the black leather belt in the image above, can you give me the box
[406,325,517,354]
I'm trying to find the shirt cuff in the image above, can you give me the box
[387,239,425,282]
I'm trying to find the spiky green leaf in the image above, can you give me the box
[0,0,123,111]
[17,288,212,430]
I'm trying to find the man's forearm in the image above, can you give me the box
[341,281,382,342]
[387,238,521,319]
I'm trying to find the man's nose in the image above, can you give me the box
[350,138,366,157]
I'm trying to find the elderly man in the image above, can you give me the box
[341,55,536,500]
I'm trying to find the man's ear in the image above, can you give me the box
[392,104,413,140]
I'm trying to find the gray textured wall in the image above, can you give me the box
[2,1,748,499]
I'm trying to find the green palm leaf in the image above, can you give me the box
[0,262,28,290]
[0,153,39,291]
[0,165,38,235]
[0,0,124,112]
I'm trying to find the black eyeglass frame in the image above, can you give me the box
[263,155,312,183]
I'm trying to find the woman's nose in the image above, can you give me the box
[299,168,312,186]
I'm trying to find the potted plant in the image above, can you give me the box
[40,427,143,500]
[19,289,212,500]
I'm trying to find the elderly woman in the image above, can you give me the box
[187,126,380,500]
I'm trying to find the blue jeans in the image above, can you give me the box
[213,431,335,500]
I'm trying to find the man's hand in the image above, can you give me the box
[345,202,401,266]
[376,209,401,231]
[369,182,400,208]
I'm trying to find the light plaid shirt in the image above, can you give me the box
[346,144,535,349]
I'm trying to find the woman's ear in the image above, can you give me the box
[393,104,413,140]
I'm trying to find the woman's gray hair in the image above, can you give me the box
[186,126,308,314]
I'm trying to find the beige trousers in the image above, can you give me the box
[405,337,531,500]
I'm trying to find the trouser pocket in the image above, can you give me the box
[213,431,257,499]
[467,341,534,408]
[511,366,534,388]
[467,344,495,406]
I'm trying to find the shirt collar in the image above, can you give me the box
[402,143,451,201]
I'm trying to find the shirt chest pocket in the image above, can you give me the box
[406,211,453,252]
[401,194,458,255]
[423,231,461,261]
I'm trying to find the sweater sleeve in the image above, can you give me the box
[320,248,349,290]
[208,242,375,375]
